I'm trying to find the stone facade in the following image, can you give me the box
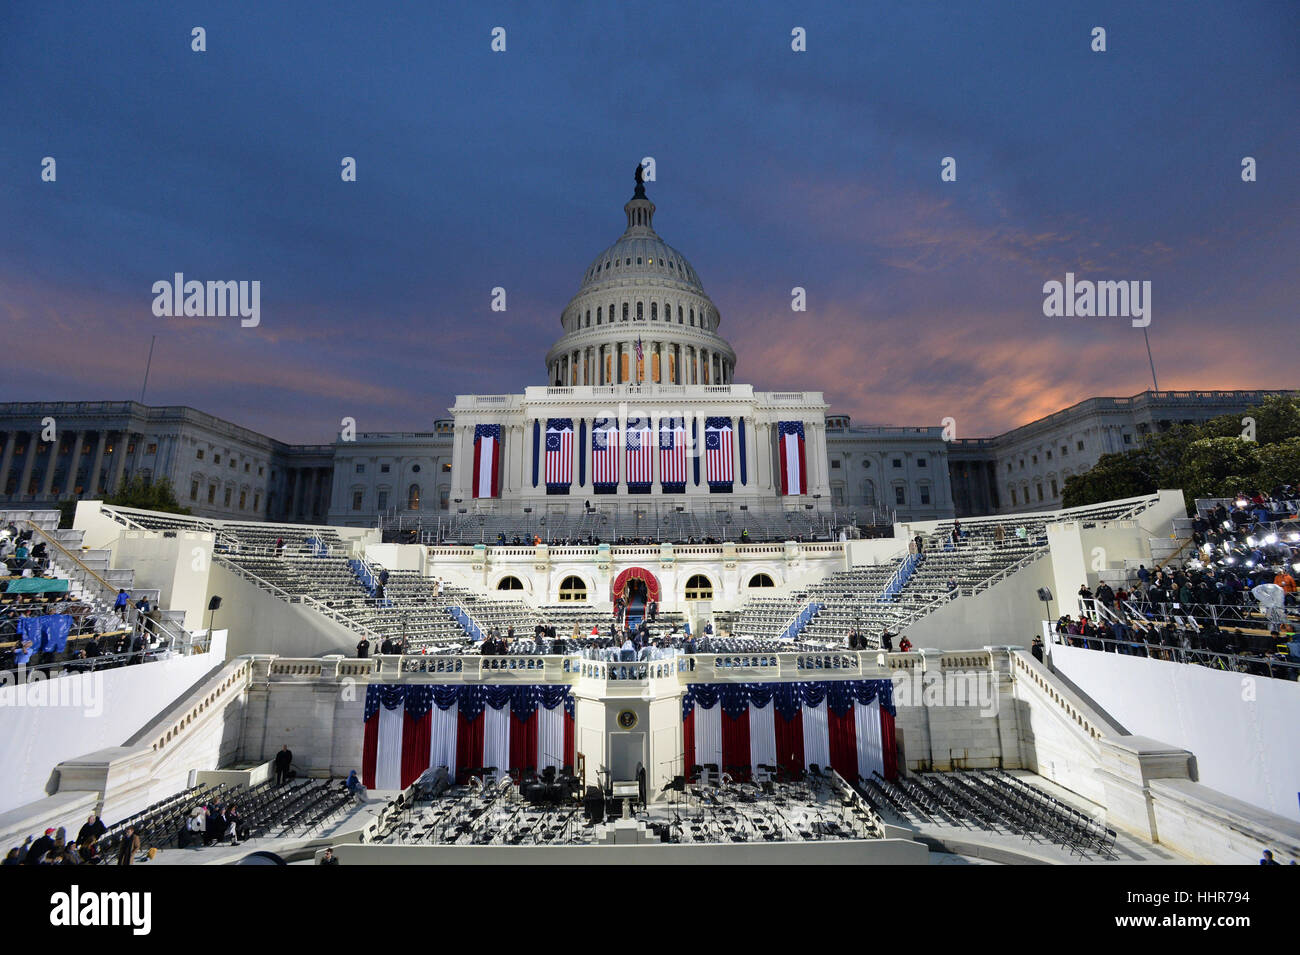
[0,400,332,523]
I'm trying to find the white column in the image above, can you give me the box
[39,435,60,498]
[109,432,130,495]
[88,430,108,496]
[0,432,16,496]
[18,432,39,498]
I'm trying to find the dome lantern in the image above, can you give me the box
[624,162,656,234]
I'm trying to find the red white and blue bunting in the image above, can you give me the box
[680,680,897,781]
[361,684,575,790]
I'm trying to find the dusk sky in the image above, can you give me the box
[2,1,1296,444]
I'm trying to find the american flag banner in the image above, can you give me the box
[592,417,619,489]
[472,424,500,499]
[545,418,573,490]
[626,416,653,488]
[659,416,687,489]
[778,420,807,496]
[704,416,734,489]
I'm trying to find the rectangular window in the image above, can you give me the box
[1076,441,1084,451]
[895,486,906,505]
[380,464,390,474]
[223,488,232,507]
[917,458,927,468]
[196,449,204,460]
[352,491,363,511]
[356,463,365,473]
[441,462,451,473]
[239,490,247,509]
[1036,484,1043,502]
[1010,488,1018,505]
[244,462,250,472]
[920,486,931,505]
[253,493,261,511]
[146,443,158,455]
[214,454,221,464]
[831,460,841,469]
[190,481,199,501]
[207,485,216,504]
[892,458,902,469]
[1123,433,1132,444]
[1051,479,1059,497]
[377,490,388,510]
[1061,446,1068,456]
[258,466,264,476]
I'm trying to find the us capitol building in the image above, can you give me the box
[0,170,1285,530]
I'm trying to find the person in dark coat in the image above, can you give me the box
[76,814,107,847]
[274,745,293,786]
[25,829,55,865]
[117,825,140,865]
[356,637,369,658]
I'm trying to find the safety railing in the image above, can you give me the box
[1049,631,1299,681]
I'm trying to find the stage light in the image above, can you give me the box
[1265,534,1278,545]
[1290,533,1300,542]
[1246,536,1256,547]
[1235,499,1248,508]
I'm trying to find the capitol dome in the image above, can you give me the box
[545,169,737,387]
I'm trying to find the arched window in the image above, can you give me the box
[597,306,602,325]
[636,301,643,320]
[558,576,587,602]
[684,574,713,600]
[585,309,591,327]
[689,308,695,326]
[622,302,629,321]
[497,576,524,591]
[862,480,876,505]
[407,483,421,510]
[678,306,683,324]
[748,573,775,588]
[651,302,657,321]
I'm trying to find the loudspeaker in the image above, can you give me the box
[1036,587,1053,602]
[207,596,223,611]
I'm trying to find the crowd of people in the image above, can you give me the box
[0,522,52,577]
[1035,492,1300,679]
[3,814,119,866]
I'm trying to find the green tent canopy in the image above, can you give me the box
[3,578,70,595]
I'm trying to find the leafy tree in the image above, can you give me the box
[103,475,192,515]
[1254,437,1300,495]
[1060,449,1157,508]
[1172,437,1260,503]
[1059,395,1300,512]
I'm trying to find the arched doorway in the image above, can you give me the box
[611,566,661,628]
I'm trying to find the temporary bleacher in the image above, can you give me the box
[733,495,1164,647]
